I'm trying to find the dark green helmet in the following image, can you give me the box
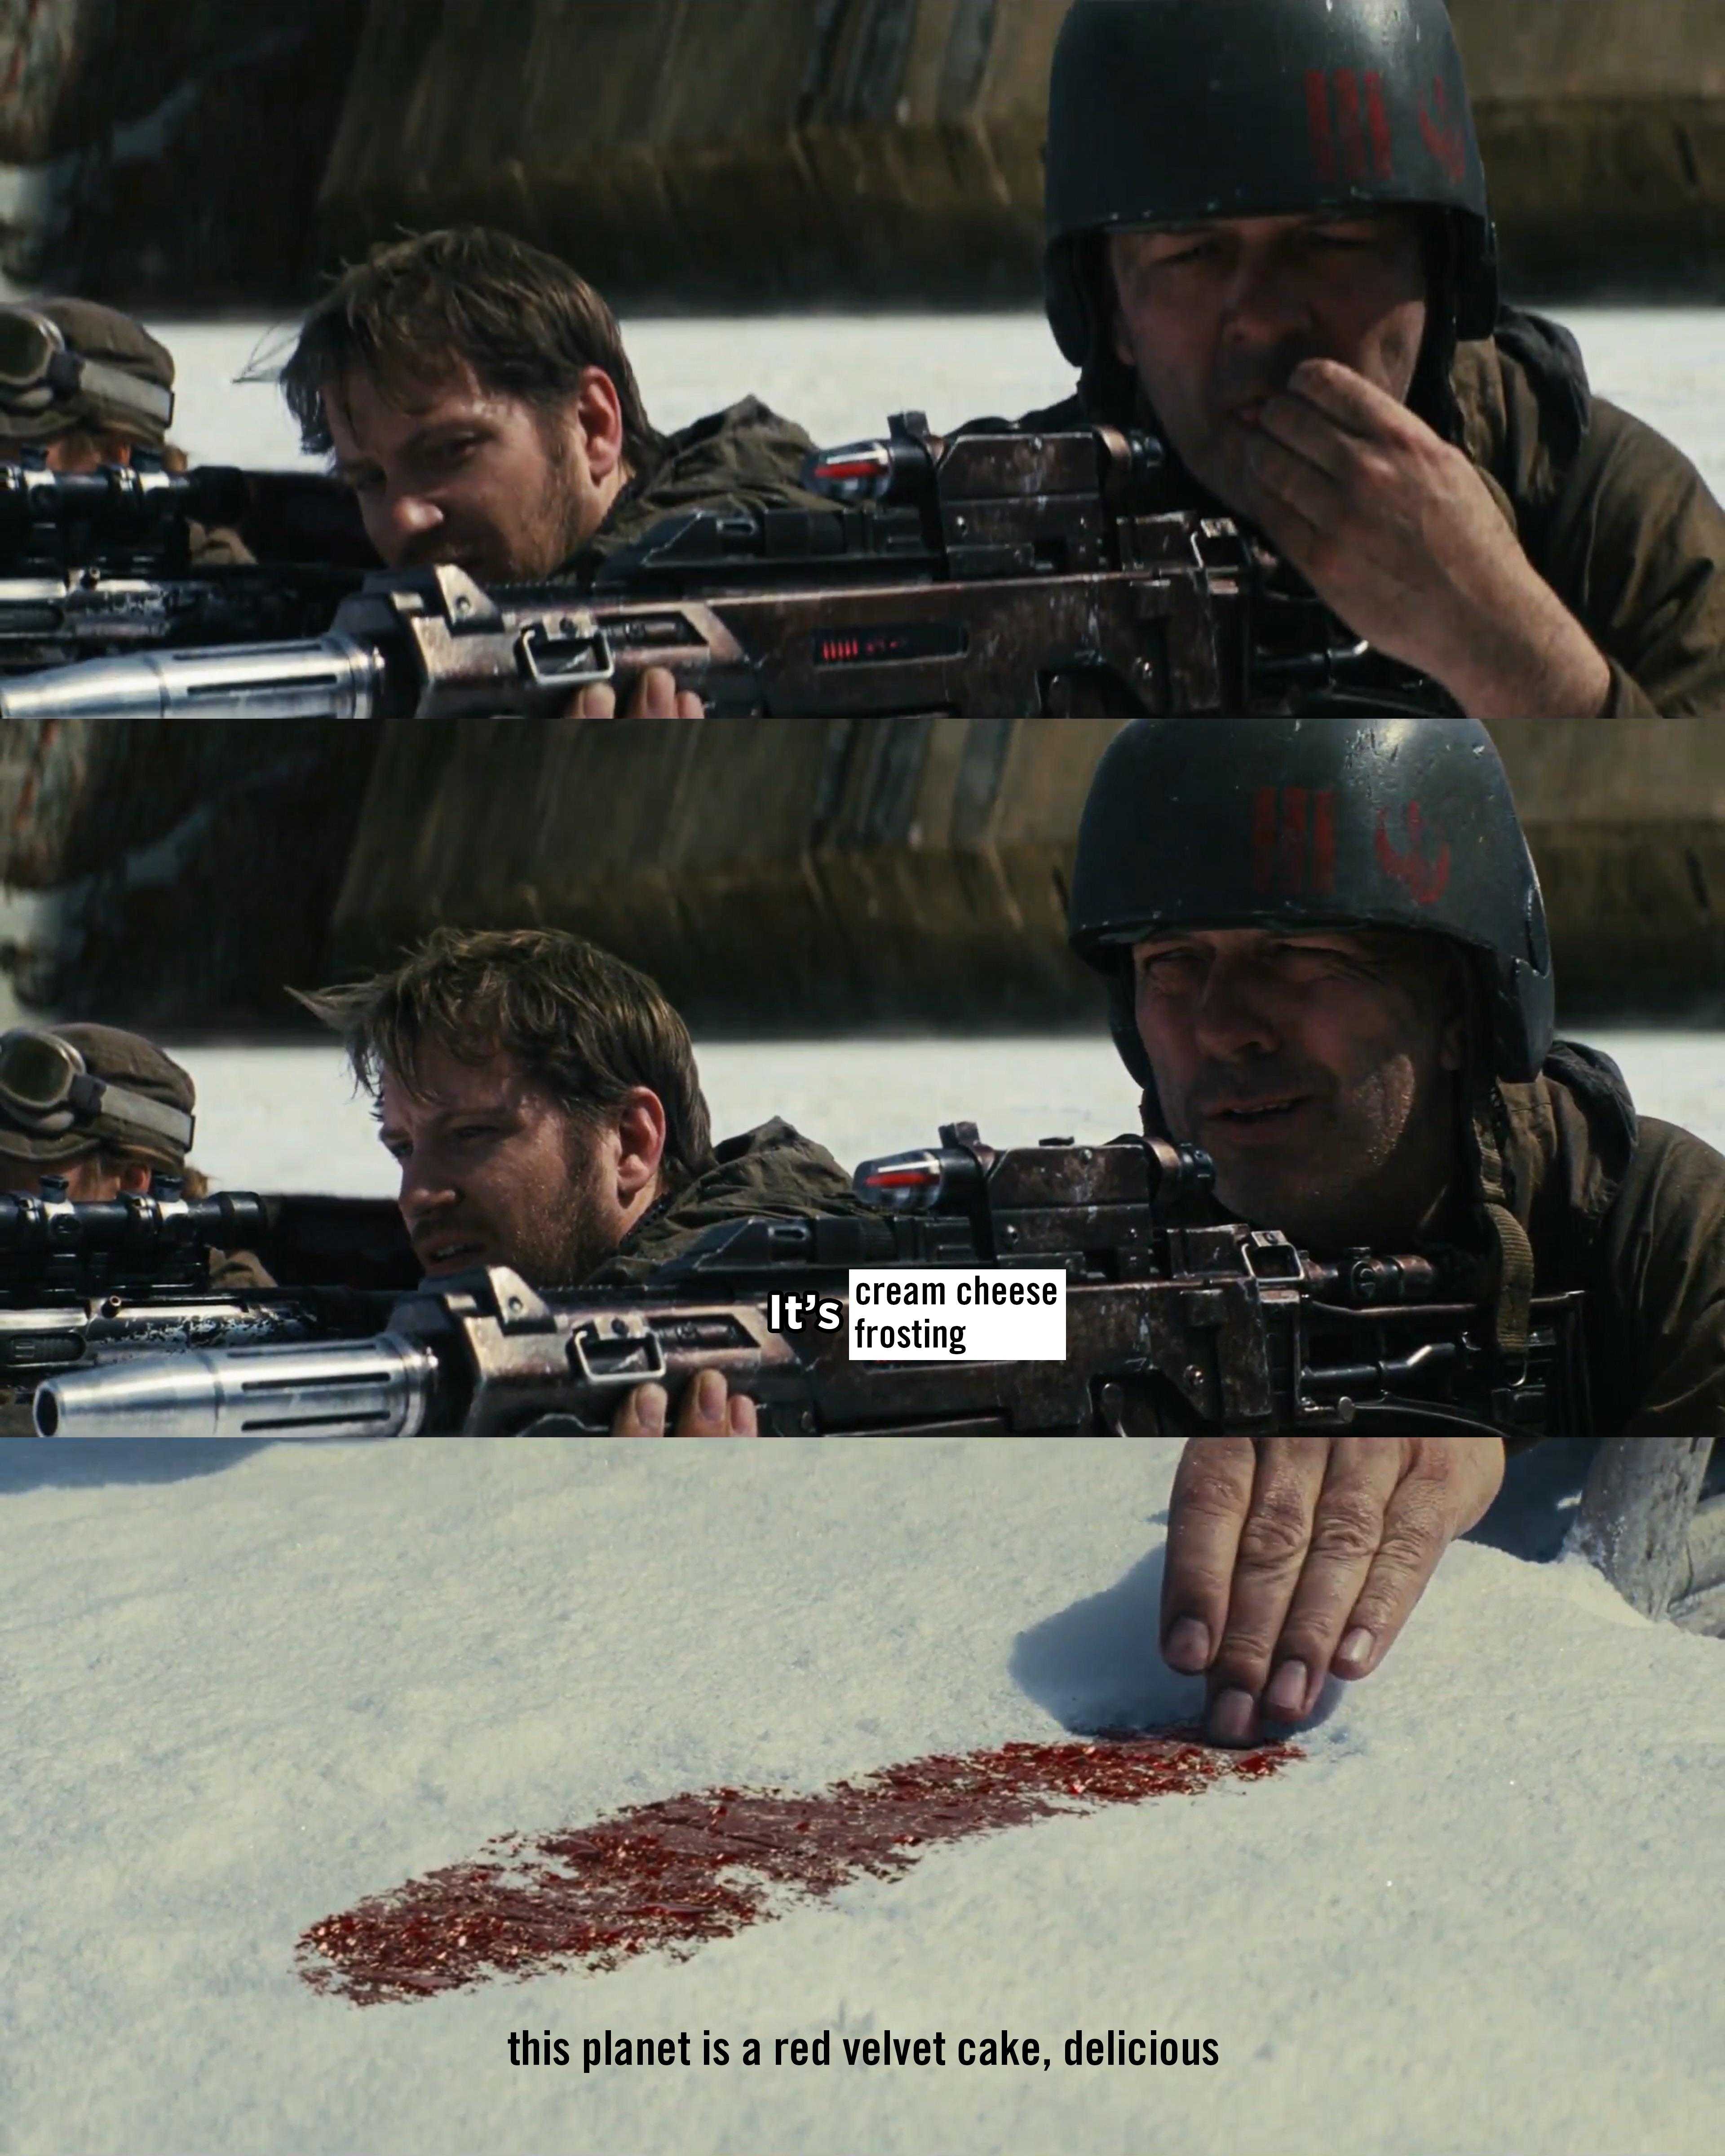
[1068,717,1555,1096]
[1045,0,1499,381]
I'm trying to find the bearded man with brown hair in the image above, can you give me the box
[301,926,871,1434]
[279,225,831,719]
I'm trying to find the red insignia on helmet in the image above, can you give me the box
[1375,801,1451,906]
[1363,73,1395,183]
[1417,76,1468,185]
[1254,786,1339,897]
[1312,787,1338,895]
[1306,70,1395,186]
[1304,69,1338,185]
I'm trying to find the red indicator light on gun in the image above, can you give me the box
[854,1149,949,1211]
[805,441,895,500]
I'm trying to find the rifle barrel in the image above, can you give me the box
[0,634,384,723]
[34,1334,438,1437]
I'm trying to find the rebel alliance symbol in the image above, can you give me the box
[1417,75,1468,185]
[1375,800,1452,906]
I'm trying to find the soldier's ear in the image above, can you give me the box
[612,1087,668,1203]
[572,367,626,481]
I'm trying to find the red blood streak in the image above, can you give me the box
[297,1731,1299,2006]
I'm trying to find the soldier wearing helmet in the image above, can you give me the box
[0,1023,271,1288]
[1069,715,1725,1741]
[0,300,178,472]
[0,299,251,561]
[1035,0,1725,719]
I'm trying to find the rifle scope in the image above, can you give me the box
[0,1190,268,1257]
[0,460,249,539]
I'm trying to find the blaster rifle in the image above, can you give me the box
[0,458,370,677]
[0,1184,402,1431]
[31,1129,1587,1438]
[0,417,1455,722]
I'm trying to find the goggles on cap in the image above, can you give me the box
[0,307,174,437]
[0,1028,194,1154]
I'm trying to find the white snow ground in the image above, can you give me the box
[0,1437,1719,2156]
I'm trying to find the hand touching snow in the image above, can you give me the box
[1161,1437,1507,1745]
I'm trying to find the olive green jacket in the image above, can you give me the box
[591,1118,875,1286]
[1452,324,1725,718]
[1491,1043,1725,1436]
[575,398,832,573]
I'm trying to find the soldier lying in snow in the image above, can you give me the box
[298,925,872,1434]
[279,225,831,720]
[0,1023,269,1289]
[1067,715,1725,1741]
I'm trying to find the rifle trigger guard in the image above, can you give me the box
[517,619,615,691]
[567,1314,668,1389]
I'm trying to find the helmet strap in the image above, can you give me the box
[1462,1057,1536,1361]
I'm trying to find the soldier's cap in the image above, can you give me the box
[0,299,176,447]
[0,1024,196,1170]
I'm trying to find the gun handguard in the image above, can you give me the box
[0,421,1459,721]
[34,1265,802,1437]
[0,632,385,724]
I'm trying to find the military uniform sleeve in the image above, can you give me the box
[1538,398,1725,718]
[1592,1118,1725,1435]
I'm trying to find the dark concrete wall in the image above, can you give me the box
[1,0,368,301]
[5,714,1724,1030]
[316,0,1058,306]
[313,0,1725,303]
[0,719,380,1029]
[1455,0,1725,294]
[324,717,1725,1030]
[8,1,1720,303]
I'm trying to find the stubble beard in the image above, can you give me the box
[504,1141,622,1290]
[1197,1065,1435,1254]
[508,417,611,582]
